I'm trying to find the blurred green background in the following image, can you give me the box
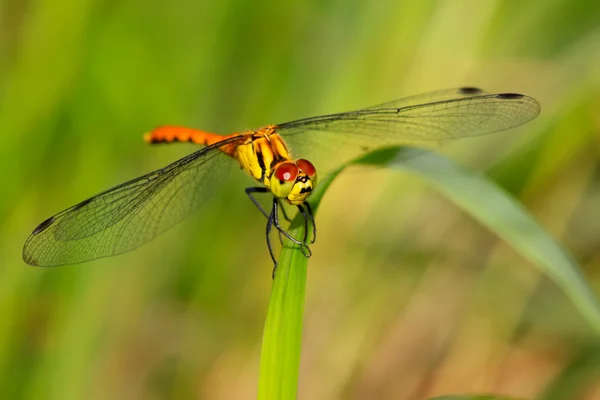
[2,0,600,399]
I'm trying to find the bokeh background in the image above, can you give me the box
[2,0,600,399]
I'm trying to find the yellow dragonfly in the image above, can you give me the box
[23,87,540,274]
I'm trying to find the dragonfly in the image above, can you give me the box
[22,87,540,275]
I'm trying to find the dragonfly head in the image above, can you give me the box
[271,159,318,205]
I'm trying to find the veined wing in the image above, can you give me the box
[23,136,242,267]
[276,88,540,178]
[363,86,490,110]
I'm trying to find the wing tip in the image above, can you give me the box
[22,247,40,266]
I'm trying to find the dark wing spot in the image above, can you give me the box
[497,93,524,99]
[72,197,93,211]
[459,87,483,95]
[32,216,56,235]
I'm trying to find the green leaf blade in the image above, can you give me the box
[257,172,335,399]
[360,147,600,334]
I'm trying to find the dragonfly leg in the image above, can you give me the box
[305,202,317,244]
[247,187,305,247]
[275,199,302,246]
[278,199,293,222]
[272,198,312,258]
[266,206,278,278]
[297,204,309,244]
[275,199,287,246]
[245,187,270,219]
[248,187,311,264]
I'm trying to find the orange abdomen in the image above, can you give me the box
[144,126,239,156]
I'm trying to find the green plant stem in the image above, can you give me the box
[257,224,308,399]
[257,173,334,400]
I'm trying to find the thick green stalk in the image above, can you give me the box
[257,173,334,400]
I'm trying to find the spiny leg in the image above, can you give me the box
[246,187,305,247]
[275,199,307,245]
[275,199,288,246]
[272,198,312,258]
[266,206,278,278]
[305,202,317,244]
[245,187,270,219]
[248,187,285,258]
[278,199,293,222]
[267,200,311,278]
[246,187,294,233]
[297,204,309,243]
[247,187,312,272]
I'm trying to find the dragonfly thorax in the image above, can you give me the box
[232,128,318,205]
[270,159,317,205]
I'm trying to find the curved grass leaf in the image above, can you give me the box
[430,395,527,400]
[258,147,600,399]
[358,147,600,333]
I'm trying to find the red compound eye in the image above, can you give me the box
[296,159,316,177]
[274,163,299,182]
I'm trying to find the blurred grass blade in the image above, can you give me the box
[359,147,600,335]
[430,395,526,400]
[537,344,600,399]
[257,172,334,400]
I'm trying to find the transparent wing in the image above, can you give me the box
[23,137,242,267]
[277,89,540,178]
[363,86,489,110]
